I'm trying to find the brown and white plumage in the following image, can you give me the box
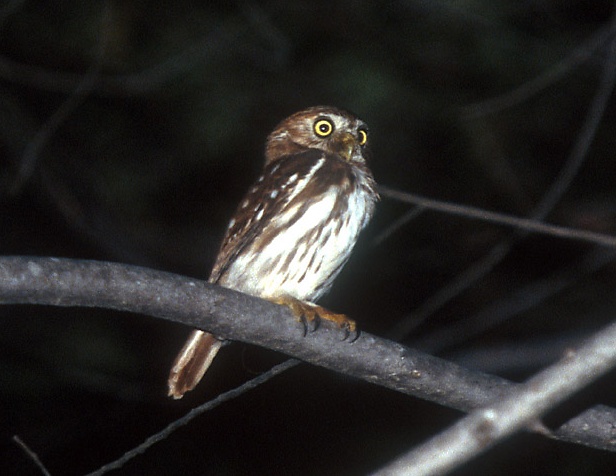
[168,106,378,398]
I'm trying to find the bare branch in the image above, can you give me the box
[12,435,52,476]
[459,23,616,118]
[0,6,289,97]
[378,186,616,249]
[9,2,112,194]
[84,359,300,476]
[0,256,614,454]
[372,319,616,476]
[0,256,511,411]
[414,246,616,354]
[371,205,426,247]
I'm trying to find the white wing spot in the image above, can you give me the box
[255,209,264,221]
[241,199,249,209]
[270,190,279,199]
[288,173,298,183]
[227,218,236,229]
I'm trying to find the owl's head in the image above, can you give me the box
[264,106,370,166]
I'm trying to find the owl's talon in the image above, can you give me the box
[339,321,360,342]
[270,296,356,340]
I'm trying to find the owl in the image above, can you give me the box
[168,106,379,398]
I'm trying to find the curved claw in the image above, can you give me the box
[340,321,351,341]
[298,313,309,337]
[338,320,361,342]
[299,311,320,336]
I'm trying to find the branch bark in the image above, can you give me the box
[0,256,614,453]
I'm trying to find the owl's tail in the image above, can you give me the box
[168,330,223,399]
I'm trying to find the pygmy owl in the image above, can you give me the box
[168,106,379,398]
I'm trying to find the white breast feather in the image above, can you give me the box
[222,162,374,302]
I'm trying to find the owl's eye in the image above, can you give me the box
[314,118,334,137]
[358,129,368,146]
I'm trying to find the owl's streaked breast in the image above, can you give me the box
[218,154,376,301]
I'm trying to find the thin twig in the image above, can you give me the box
[9,1,112,194]
[371,205,426,247]
[459,23,616,118]
[84,359,300,476]
[0,8,289,97]
[378,186,616,248]
[13,435,52,476]
[413,246,616,354]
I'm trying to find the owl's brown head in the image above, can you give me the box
[264,106,370,166]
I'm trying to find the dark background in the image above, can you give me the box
[1,1,616,474]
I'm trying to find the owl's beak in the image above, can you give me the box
[334,132,357,161]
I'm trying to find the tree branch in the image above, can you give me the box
[372,319,616,475]
[0,256,614,453]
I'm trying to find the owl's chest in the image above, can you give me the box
[221,181,374,300]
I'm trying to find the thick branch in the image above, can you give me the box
[0,256,614,452]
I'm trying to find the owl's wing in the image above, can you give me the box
[209,149,345,283]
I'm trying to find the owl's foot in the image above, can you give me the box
[270,296,358,341]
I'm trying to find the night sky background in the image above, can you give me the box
[1,1,616,475]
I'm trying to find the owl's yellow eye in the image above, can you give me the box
[314,118,334,137]
[358,129,368,146]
